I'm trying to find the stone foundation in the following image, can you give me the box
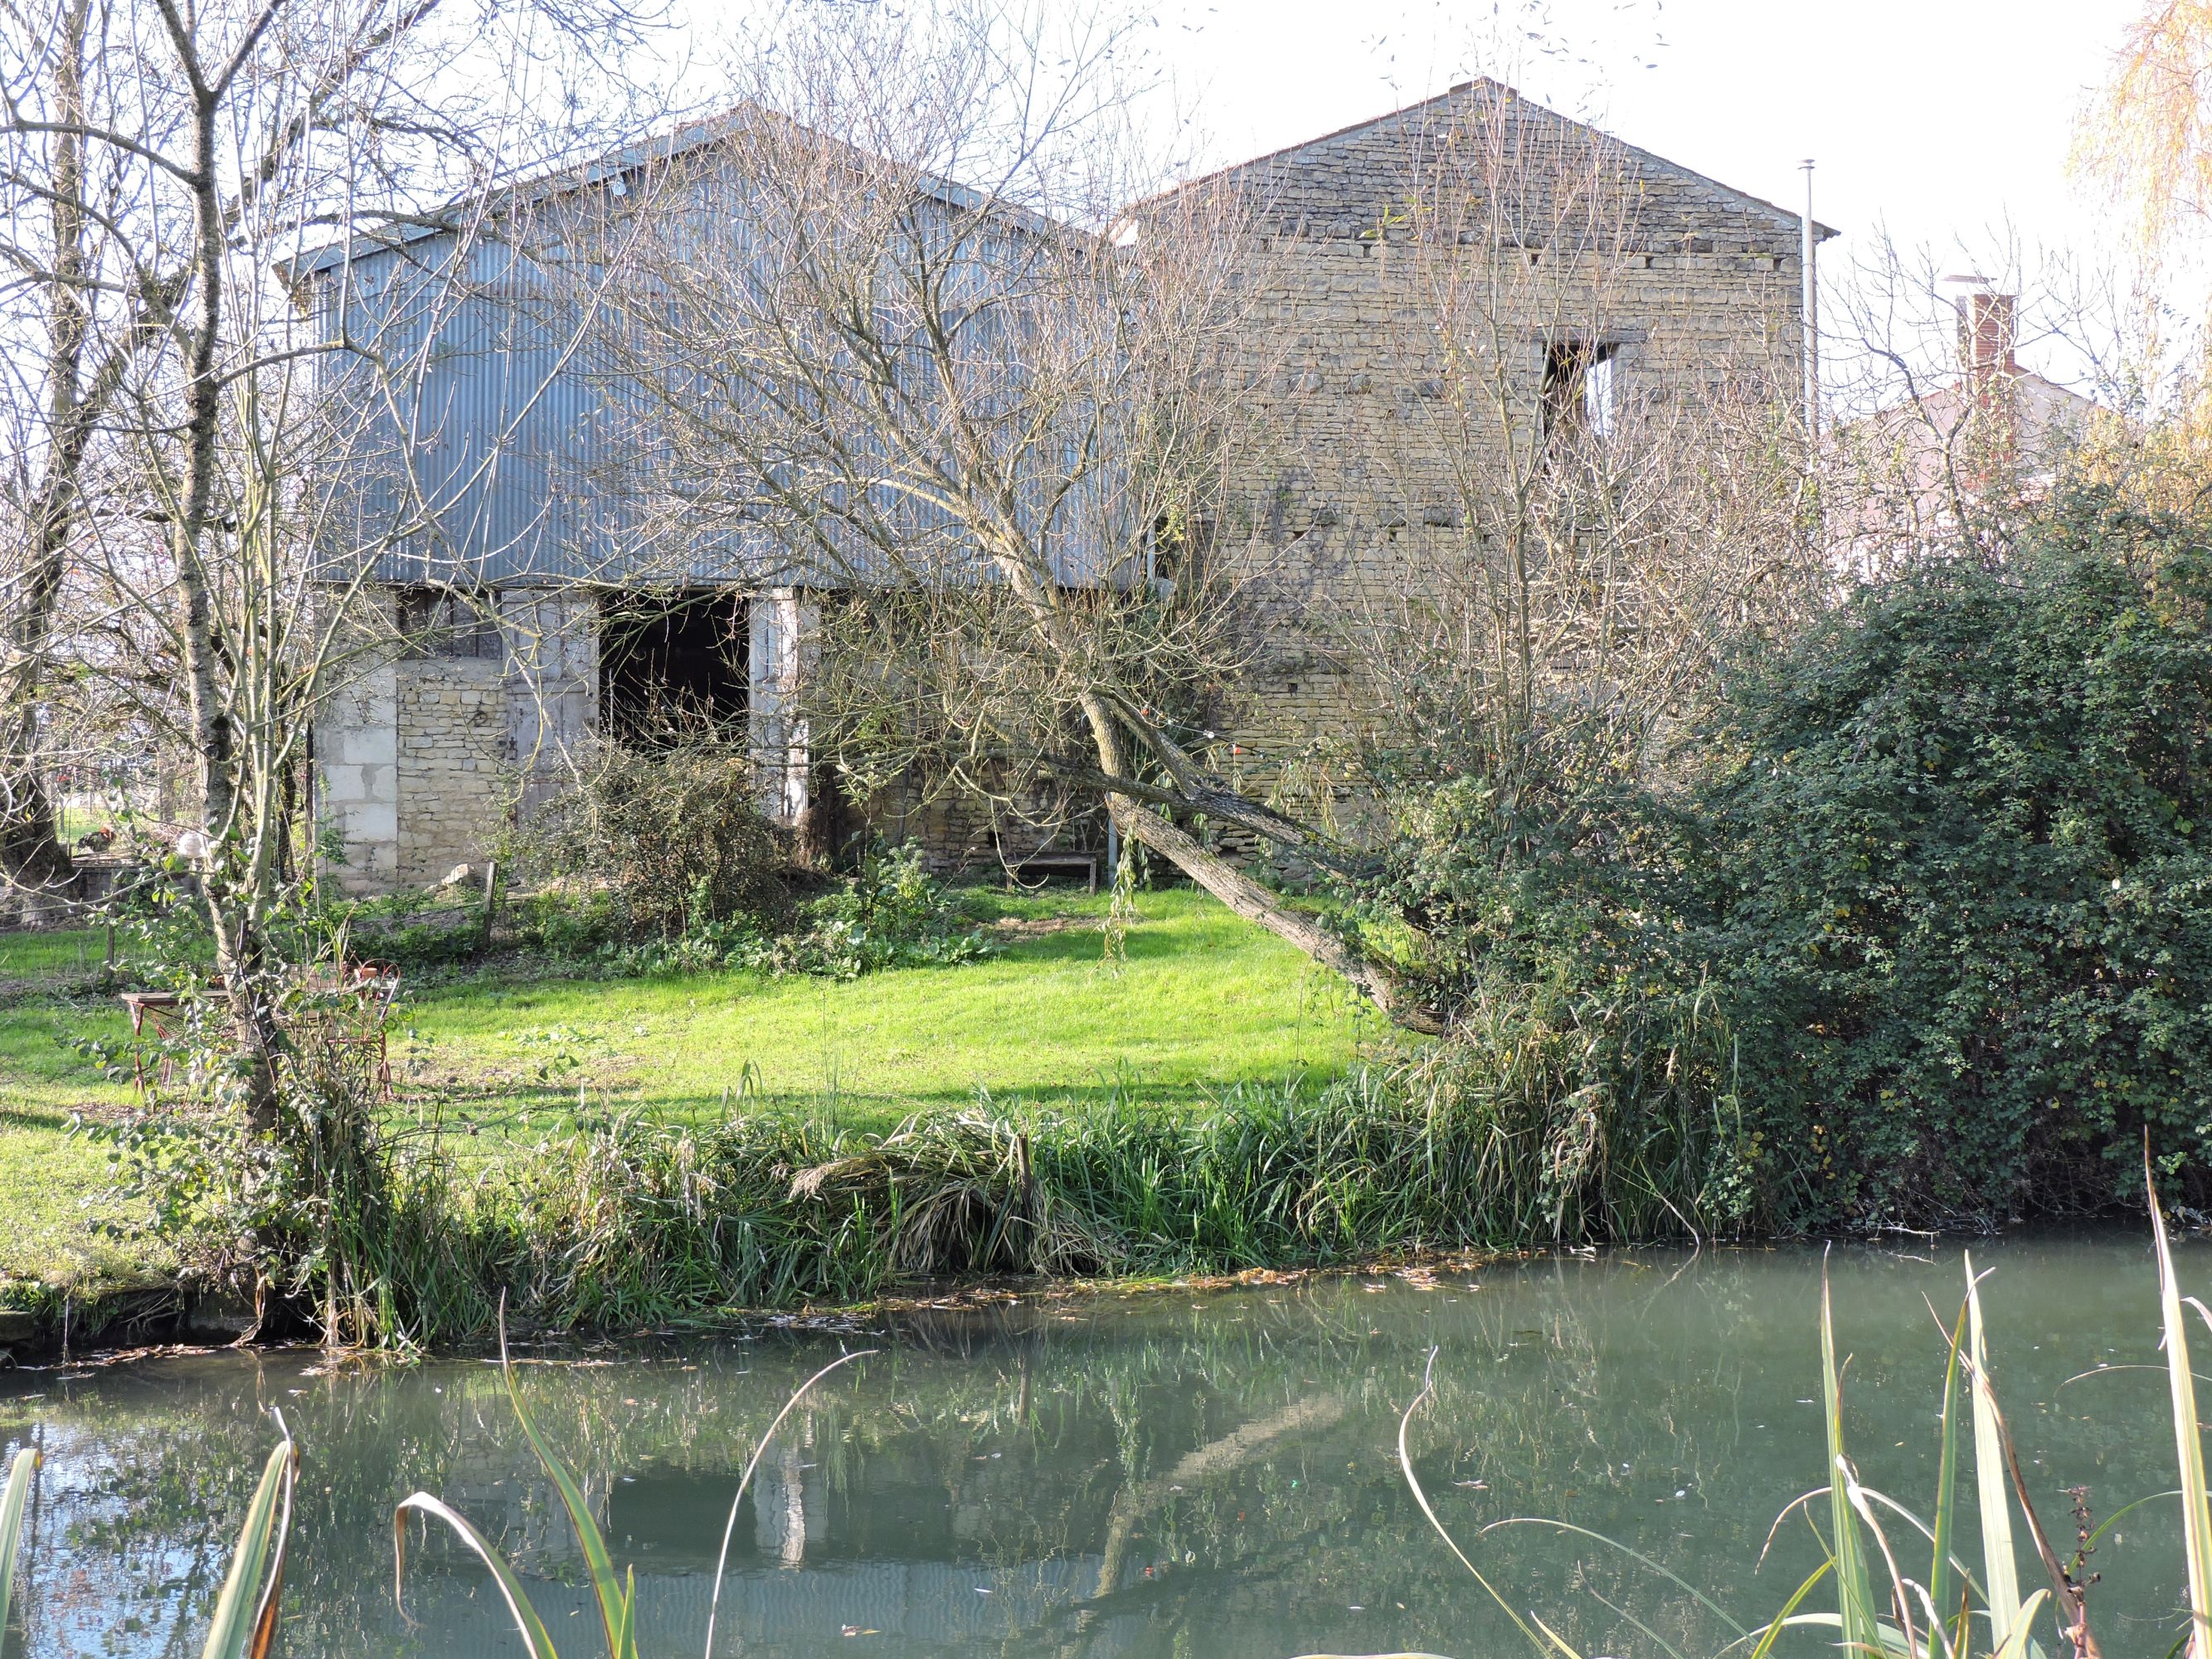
[315,587,599,895]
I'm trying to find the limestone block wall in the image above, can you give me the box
[1176,80,1816,800]
[316,659,401,894]
[394,657,508,886]
[316,585,600,893]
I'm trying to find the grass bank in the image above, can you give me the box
[0,888,1382,1308]
[395,888,1376,1136]
[0,883,1737,1347]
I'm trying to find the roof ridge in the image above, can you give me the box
[1154,76,1837,241]
[1163,75,1512,195]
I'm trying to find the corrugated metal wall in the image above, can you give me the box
[312,159,1128,596]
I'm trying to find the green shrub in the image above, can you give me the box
[609,842,994,980]
[510,734,792,941]
[1361,766,1749,1238]
[765,842,994,978]
[330,883,486,966]
[1700,492,2212,1223]
[511,884,618,956]
[1373,484,2212,1231]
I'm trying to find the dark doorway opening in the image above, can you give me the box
[599,590,748,743]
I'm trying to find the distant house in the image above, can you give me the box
[308,82,1827,892]
[1833,283,2101,572]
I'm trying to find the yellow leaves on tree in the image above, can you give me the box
[2076,0,2212,259]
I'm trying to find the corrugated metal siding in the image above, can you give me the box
[315,172,1125,591]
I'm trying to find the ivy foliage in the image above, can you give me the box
[1378,486,2212,1230]
[1703,491,2212,1223]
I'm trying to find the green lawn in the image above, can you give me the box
[0,888,1383,1292]
[0,925,121,978]
[0,942,146,1292]
[398,889,1373,1132]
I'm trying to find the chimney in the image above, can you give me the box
[1952,285,2017,391]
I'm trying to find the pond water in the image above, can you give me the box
[0,1233,2200,1658]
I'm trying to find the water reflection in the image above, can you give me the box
[0,1235,2196,1658]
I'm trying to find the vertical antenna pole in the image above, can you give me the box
[1801,159,1818,441]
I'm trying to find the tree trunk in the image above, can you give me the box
[0,0,95,914]
[174,71,281,1128]
[1112,800,1446,1035]
[1070,687,1446,1036]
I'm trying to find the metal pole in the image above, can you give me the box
[1801,159,1818,440]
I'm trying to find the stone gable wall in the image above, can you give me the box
[1192,83,1808,807]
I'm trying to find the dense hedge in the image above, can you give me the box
[1378,487,2212,1231]
[1704,494,2212,1222]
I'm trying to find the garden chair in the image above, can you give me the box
[119,961,400,1102]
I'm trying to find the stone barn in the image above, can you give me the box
[308,80,1828,893]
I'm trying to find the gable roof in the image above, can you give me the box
[1164,77,1837,245]
[285,102,1075,285]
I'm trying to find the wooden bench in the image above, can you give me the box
[1008,853,1100,893]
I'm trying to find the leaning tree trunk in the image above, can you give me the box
[1070,688,1447,1036]
[970,506,1450,1036]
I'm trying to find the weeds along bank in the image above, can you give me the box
[75,1060,1730,1350]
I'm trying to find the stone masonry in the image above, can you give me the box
[316,590,598,895]
[1169,80,1821,810]
[318,81,1821,891]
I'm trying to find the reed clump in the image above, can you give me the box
[299,1055,1738,1347]
[1377,1165,2212,1659]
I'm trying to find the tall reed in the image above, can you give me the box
[320,1060,1736,1347]
[0,1423,296,1659]
[0,1445,32,1643]
[1373,1171,2211,1659]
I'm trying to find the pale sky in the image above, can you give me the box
[675,0,2165,387]
[1150,0,2137,271]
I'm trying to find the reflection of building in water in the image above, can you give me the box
[397,1550,1151,1656]
[441,1443,600,1569]
[754,1438,826,1566]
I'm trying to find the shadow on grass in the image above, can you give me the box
[0,1102,85,1131]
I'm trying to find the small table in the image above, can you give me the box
[119,980,231,1097]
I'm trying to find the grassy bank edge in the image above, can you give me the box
[2,1052,1727,1355]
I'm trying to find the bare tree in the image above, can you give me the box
[590,2,1442,1019]
[1296,79,1821,794]
[0,0,163,905]
[0,0,669,1112]
[579,11,1833,1034]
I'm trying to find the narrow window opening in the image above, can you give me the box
[395,585,502,660]
[1542,340,1619,440]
